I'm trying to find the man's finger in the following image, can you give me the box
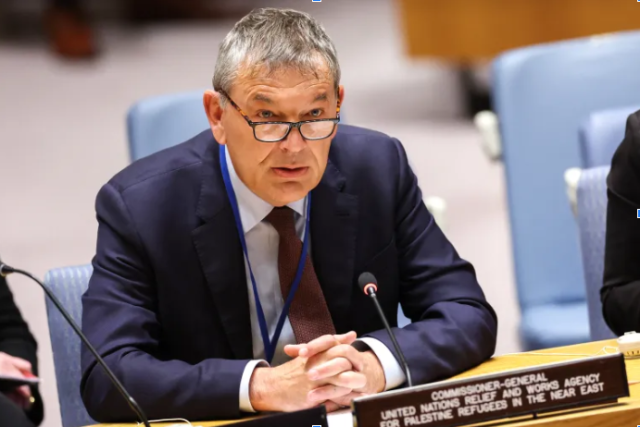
[300,332,357,358]
[323,400,343,413]
[298,331,357,359]
[308,357,352,381]
[283,345,302,358]
[330,344,365,372]
[282,339,335,358]
[307,344,365,373]
[284,338,330,359]
[307,384,352,403]
[330,391,368,408]
[324,371,367,390]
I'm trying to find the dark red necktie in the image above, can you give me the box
[266,207,336,343]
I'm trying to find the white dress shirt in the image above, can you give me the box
[223,148,406,412]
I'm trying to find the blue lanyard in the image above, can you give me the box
[219,145,311,363]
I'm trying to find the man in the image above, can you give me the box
[81,8,497,422]
[0,272,44,426]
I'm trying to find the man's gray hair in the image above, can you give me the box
[213,8,340,102]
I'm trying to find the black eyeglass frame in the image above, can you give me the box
[218,90,341,143]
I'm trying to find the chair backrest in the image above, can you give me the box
[575,166,616,341]
[44,264,95,427]
[126,90,210,162]
[578,104,640,168]
[492,30,640,312]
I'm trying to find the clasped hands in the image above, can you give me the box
[249,331,385,413]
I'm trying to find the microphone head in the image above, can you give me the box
[358,272,378,295]
[0,261,11,277]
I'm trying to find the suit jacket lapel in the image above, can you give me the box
[191,142,253,359]
[311,159,359,333]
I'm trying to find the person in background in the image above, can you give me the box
[602,109,640,336]
[0,273,44,426]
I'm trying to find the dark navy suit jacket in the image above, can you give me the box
[80,125,497,422]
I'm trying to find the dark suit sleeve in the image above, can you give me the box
[80,183,252,422]
[362,138,498,386]
[0,274,44,426]
[602,111,640,336]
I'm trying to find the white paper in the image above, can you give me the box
[327,409,354,427]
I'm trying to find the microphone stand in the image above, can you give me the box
[365,288,413,387]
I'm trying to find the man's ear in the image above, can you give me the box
[203,90,227,145]
[338,85,345,106]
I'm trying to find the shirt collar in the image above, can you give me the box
[225,147,306,234]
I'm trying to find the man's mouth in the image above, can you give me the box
[272,166,309,178]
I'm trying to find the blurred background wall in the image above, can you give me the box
[0,1,522,426]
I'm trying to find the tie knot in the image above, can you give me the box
[266,206,297,237]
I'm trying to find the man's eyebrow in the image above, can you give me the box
[251,92,328,104]
[313,93,328,102]
[252,93,273,104]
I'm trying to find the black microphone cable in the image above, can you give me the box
[358,272,413,387]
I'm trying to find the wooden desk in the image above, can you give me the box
[87,339,640,427]
[454,339,640,426]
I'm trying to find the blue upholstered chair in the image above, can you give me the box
[127,89,210,162]
[44,264,95,427]
[566,106,640,341]
[486,30,640,350]
[578,105,640,168]
[575,166,616,341]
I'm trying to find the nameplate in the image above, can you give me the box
[352,353,628,427]
[227,406,328,427]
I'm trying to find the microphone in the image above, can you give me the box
[0,261,151,427]
[358,272,413,387]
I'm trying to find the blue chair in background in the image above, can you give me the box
[127,89,210,162]
[574,105,640,341]
[575,166,616,341]
[44,264,95,427]
[578,104,640,168]
[563,106,638,341]
[477,30,640,350]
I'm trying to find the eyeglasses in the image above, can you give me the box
[218,90,341,143]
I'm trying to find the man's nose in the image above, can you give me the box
[278,126,307,153]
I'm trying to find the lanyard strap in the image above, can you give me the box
[219,145,311,363]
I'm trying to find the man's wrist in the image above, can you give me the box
[355,337,407,391]
[362,350,386,394]
[248,366,271,412]
[240,360,267,413]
